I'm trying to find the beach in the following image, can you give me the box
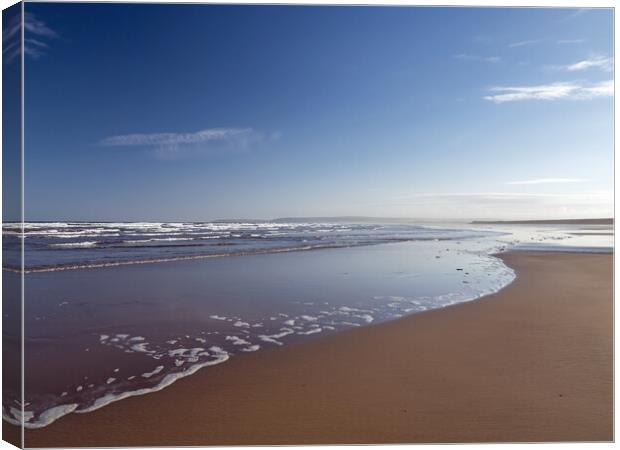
[4,2,614,447]
[20,250,612,446]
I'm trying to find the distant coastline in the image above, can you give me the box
[472,218,613,225]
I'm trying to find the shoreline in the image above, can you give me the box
[12,250,613,446]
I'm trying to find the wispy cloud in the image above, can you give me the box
[99,128,255,147]
[99,127,277,158]
[484,80,613,103]
[581,80,614,97]
[564,56,613,72]
[560,8,590,22]
[508,40,540,48]
[393,191,611,202]
[2,12,58,63]
[506,178,587,185]
[3,13,22,62]
[375,191,612,220]
[557,38,586,45]
[24,12,57,39]
[453,53,501,63]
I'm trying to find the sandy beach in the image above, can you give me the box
[17,250,612,446]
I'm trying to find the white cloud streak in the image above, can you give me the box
[99,128,256,147]
[565,56,613,72]
[484,80,613,103]
[506,178,587,185]
[23,12,57,39]
[394,192,606,200]
[453,53,501,63]
[557,39,585,45]
[560,8,590,22]
[98,127,277,159]
[508,40,540,48]
[581,80,614,97]
[375,191,612,220]
[2,12,57,62]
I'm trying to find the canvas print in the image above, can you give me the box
[1,2,614,447]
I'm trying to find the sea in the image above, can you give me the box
[1,220,613,428]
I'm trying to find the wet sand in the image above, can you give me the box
[19,251,613,446]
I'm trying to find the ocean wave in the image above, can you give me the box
[122,237,196,244]
[5,222,506,273]
[49,241,99,249]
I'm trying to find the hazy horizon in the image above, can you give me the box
[4,5,614,222]
[9,215,615,224]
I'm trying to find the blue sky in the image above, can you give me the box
[17,4,614,221]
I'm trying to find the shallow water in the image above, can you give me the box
[466,222,614,252]
[2,222,495,272]
[2,221,612,428]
